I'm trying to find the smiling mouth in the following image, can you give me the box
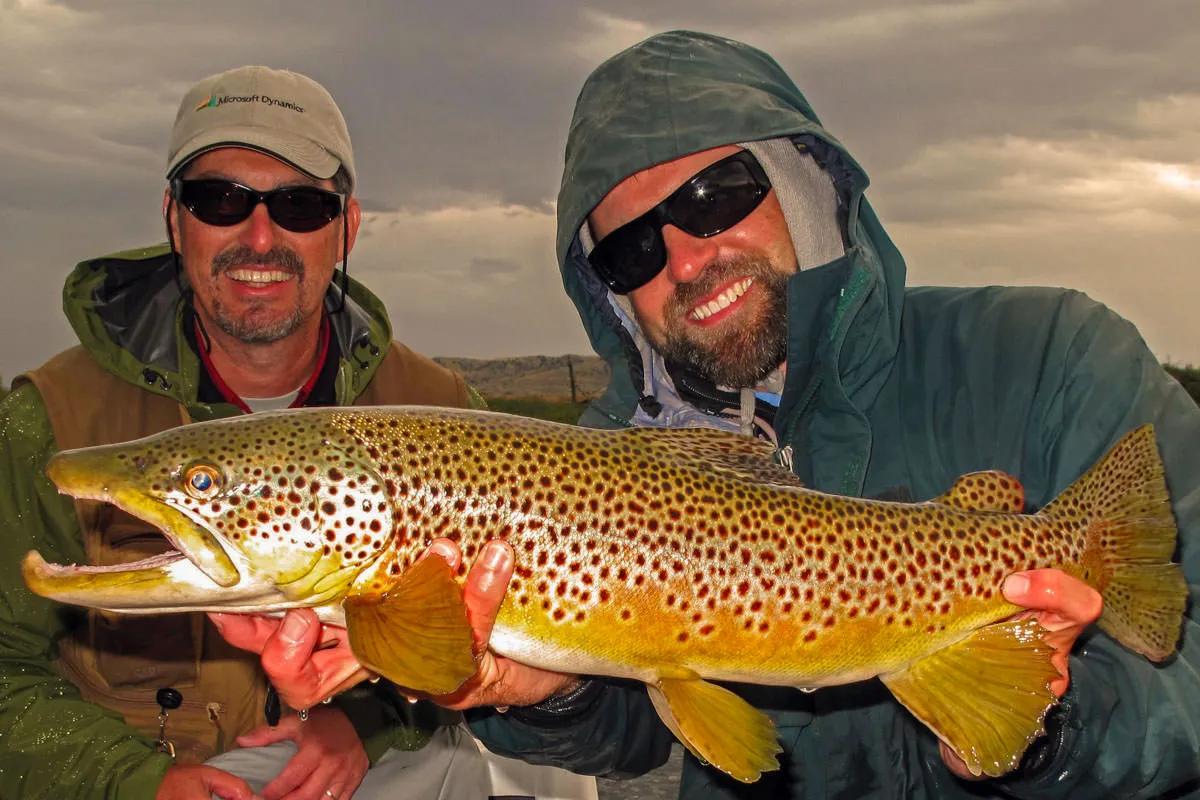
[689,278,755,321]
[226,268,295,285]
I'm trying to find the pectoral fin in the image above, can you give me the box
[881,618,1058,777]
[344,554,475,695]
[646,670,781,784]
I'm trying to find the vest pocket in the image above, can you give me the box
[56,642,222,764]
[91,515,201,689]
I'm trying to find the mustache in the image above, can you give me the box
[211,246,304,276]
[666,255,779,313]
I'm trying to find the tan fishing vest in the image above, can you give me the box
[19,342,467,764]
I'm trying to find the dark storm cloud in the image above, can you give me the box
[1,0,1197,379]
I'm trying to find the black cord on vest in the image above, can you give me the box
[164,202,212,354]
[331,204,349,314]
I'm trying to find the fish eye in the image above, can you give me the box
[184,464,222,499]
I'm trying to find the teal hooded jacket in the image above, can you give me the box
[468,31,1200,799]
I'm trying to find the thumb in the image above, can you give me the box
[261,608,322,676]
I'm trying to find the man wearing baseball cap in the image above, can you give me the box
[0,66,489,799]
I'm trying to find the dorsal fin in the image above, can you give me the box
[932,470,1025,513]
[623,427,803,488]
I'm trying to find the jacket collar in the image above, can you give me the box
[63,244,395,419]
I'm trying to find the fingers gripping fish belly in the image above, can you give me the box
[23,409,1186,783]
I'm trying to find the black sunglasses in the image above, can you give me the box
[588,150,771,294]
[171,179,345,234]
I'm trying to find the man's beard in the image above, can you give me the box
[207,245,308,345]
[651,256,789,388]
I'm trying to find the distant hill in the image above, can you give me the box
[1166,364,1199,403]
[434,355,610,401]
[1,361,1195,407]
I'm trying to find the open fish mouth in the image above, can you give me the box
[20,542,292,614]
[42,441,242,586]
[21,445,292,614]
[34,550,189,575]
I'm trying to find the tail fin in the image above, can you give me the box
[1042,425,1186,661]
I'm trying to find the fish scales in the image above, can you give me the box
[334,409,1078,684]
[23,407,1185,783]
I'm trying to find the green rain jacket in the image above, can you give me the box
[468,31,1200,799]
[0,246,452,798]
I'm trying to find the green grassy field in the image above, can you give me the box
[483,396,590,424]
[483,364,1200,424]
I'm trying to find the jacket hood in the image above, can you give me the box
[63,243,395,418]
[557,31,907,485]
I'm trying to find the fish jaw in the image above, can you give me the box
[46,446,240,587]
[20,548,301,614]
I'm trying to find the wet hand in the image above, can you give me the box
[211,538,578,711]
[940,568,1102,780]
[426,539,580,710]
[209,609,368,712]
[236,707,368,800]
[156,764,261,799]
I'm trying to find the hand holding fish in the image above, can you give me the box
[212,538,577,712]
[210,609,370,711]
[938,568,1102,780]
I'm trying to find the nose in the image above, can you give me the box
[661,224,718,284]
[239,201,277,254]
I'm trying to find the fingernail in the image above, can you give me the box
[481,542,508,570]
[280,612,310,644]
[1003,573,1030,598]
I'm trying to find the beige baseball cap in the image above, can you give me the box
[166,65,355,189]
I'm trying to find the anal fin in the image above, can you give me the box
[881,618,1058,777]
[344,554,476,695]
[646,672,781,784]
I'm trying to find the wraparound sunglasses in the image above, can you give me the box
[171,178,345,233]
[588,150,771,294]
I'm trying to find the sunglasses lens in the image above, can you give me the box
[589,221,666,294]
[268,188,343,233]
[175,180,342,232]
[587,152,769,295]
[180,181,255,226]
[670,158,764,235]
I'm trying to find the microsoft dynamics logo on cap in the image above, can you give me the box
[194,92,306,113]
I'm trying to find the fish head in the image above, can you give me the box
[23,409,393,618]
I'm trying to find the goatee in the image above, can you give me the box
[207,245,308,344]
[653,255,788,388]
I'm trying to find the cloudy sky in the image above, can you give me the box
[2,0,1197,383]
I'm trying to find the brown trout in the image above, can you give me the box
[23,408,1185,782]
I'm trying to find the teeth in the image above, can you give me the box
[227,269,292,284]
[690,278,754,321]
